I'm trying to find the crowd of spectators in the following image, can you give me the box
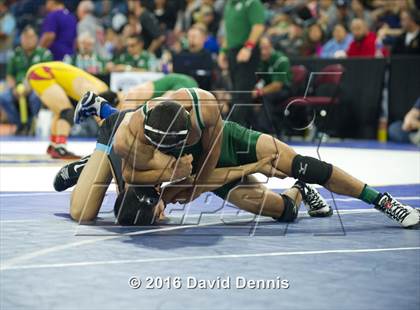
[1,0,419,70]
[0,0,419,134]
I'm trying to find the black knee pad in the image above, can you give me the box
[59,108,74,126]
[291,155,333,185]
[275,194,298,223]
[114,186,159,226]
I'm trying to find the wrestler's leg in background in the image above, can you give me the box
[226,175,301,221]
[121,81,155,110]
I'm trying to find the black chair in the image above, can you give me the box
[172,50,214,90]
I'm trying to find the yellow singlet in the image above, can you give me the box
[27,61,108,101]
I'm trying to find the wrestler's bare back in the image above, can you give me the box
[113,88,218,172]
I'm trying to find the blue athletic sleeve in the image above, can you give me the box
[100,103,119,119]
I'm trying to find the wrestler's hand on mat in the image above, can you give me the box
[153,200,167,222]
[172,154,193,181]
[255,155,287,179]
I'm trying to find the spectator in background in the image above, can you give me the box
[0,0,16,64]
[103,27,125,60]
[274,19,304,57]
[93,0,113,19]
[371,0,402,30]
[172,24,214,89]
[187,24,207,52]
[321,23,353,58]
[110,11,128,34]
[174,0,199,35]
[40,0,77,60]
[331,0,352,30]
[373,1,410,49]
[192,2,220,36]
[152,0,178,32]
[122,13,142,38]
[77,0,105,55]
[9,0,40,38]
[392,9,420,55]
[64,32,106,75]
[107,35,156,72]
[388,98,420,145]
[194,21,219,55]
[266,13,292,39]
[128,0,165,56]
[253,36,292,133]
[186,23,215,59]
[349,0,374,29]
[317,0,337,36]
[0,26,52,133]
[347,18,377,57]
[218,0,266,127]
[302,23,325,56]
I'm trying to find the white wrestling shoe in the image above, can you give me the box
[293,181,333,217]
[74,91,105,124]
[375,193,419,228]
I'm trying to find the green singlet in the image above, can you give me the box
[142,88,263,199]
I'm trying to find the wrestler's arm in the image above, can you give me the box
[125,160,257,188]
[162,156,285,203]
[127,160,264,200]
[123,165,179,185]
[203,156,285,184]
[121,150,193,184]
[193,91,223,188]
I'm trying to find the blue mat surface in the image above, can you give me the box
[1,184,419,310]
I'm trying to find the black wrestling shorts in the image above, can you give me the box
[95,110,133,192]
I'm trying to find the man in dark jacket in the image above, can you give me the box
[392,9,420,55]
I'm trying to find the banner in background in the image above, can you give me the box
[389,56,420,123]
[110,72,164,93]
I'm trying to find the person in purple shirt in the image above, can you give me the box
[40,0,77,60]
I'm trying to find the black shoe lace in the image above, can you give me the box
[384,200,410,222]
[306,188,325,210]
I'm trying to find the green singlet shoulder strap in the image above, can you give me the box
[186,88,205,132]
[140,102,148,116]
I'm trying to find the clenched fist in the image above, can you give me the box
[172,154,193,180]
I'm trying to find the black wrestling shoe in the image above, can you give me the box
[53,155,90,191]
[375,192,419,228]
[293,181,333,217]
